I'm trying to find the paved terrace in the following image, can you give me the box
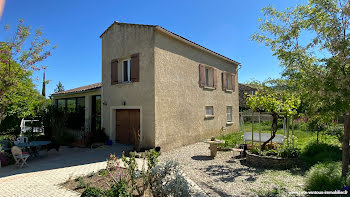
[0,144,132,197]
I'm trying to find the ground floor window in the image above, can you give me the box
[226,106,232,123]
[55,97,85,130]
[205,106,214,117]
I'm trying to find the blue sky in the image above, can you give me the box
[0,0,305,96]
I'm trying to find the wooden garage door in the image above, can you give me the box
[116,109,140,145]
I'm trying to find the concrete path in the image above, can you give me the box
[0,144,132,197]
[243,132,284,143]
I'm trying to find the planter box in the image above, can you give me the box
[246,152,300,169]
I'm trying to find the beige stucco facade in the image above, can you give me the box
[153,30,239,150]
[100,22,240,150]
[101,24,156,148]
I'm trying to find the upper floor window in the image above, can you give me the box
[199,64,217,89]
[226,73,232,90]
[205,67,214,87]
[122,59,131,82]
[222,72,235,92]
[111,53,140,85]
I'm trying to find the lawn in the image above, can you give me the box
[218,121,341,150]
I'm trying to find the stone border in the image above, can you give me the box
[246,152,299,169]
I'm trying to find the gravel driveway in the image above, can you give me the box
[159,142,305,197]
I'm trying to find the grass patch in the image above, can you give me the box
[217,131,243,149]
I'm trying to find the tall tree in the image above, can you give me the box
[253,0,350,176]
[0,19,55,123]
[54,81,64,93]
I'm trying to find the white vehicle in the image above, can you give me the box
[20,119,44,135]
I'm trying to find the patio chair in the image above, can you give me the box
[11,146,30,168]
[16,136,29,144]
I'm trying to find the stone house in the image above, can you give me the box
[51,22,241,150]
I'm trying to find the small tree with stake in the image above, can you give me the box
[246,84,300,150]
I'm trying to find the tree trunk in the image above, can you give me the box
[261,112,278,150]
[342,113,350,177]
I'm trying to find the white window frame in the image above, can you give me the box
[205,67,214,88]
[122,59,131,82]
[226,106,233,124]
[205,106,214,118]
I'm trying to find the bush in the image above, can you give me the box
[218,131,243,149]
[151,160,190,197]
[88,128,109,145]
[107,179,130,197]
[0,151,15,166]
[249,147,260,155]
[326,125,343,142]
[301,142,342,166]
[81,187,105,197]
[253,187,287,197]
[56,130,76,146]
[293,121,308,131]
[278,146,300,158]
[305,162,345,192]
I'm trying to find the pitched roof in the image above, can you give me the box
[51,82,101,96]
[100,21,241,66]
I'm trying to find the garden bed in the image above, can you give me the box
[61,168,153,196]
[246,152,300,169]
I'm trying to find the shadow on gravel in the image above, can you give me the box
[191,155,214,161]
[199,181,232,197]
[239,157,307,176]
[203,161,265,183]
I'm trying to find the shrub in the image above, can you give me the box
[300,142,341,166]
[76,176,89,189]
[218,131,243,149]
[107,179,130,197]
[326,125,343,142]
[56,130,76,146]
[87,128,109,145]
[151,160,190,197]
[278,146,300,158]
[249,147,260,155]
[252,187,287,197]
[304,162,344,192]
[293,121,308,131]
[81,187,105,197]
[98,169,108,177]
[0,151,15,166]
[263,149,278,157]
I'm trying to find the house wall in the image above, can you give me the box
[51,89,101,132]
[101,24,156,148]
[154,30,240,151]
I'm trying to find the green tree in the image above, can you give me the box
[0,19,55,123]
[246,82,300,150]
[54,81,64,93]
[252,0,350,176]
